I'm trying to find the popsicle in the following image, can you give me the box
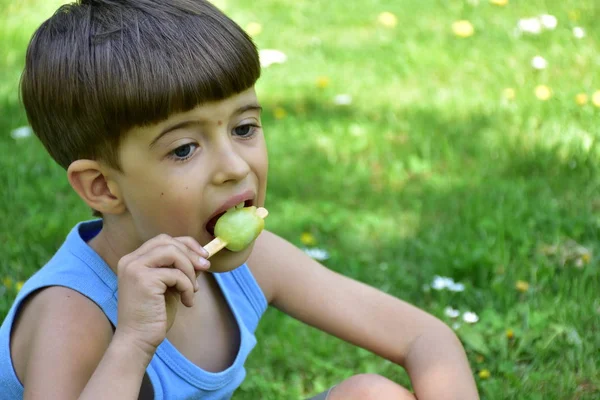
[204,206,268,258]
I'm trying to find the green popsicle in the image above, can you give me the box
[205,206,268,257]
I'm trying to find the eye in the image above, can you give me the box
[168,143,198,162]
[233,124,260,139]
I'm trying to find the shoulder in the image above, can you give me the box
[245,230,300,303]
[11,286,113,396]
[245,229,333,306]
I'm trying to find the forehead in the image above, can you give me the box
[127,87,259,139]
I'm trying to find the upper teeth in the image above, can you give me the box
[227,202,245,212]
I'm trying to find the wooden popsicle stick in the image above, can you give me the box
[204,207,269,258]
[204,237,228,258]
[255,207,269,219]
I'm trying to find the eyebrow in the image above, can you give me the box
[149,103,263,148]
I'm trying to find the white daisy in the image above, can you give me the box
[432,276,466,292]
[431,276,454,290]
[258,49,287,68]
[448,282,466,292]
[573,27,586,39]
[462,311,479,324]
[539,14,557,30]
[333,94,353,106]
[516,18,542,35]
[11,126,33,139]
[302,247,330,261]
[444,306,460,318]
[531,56,548,70]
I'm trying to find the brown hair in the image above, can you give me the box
[21,0,261,170]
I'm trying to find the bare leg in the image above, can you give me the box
[327,374,416,400]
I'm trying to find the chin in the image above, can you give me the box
[207,243,255,273]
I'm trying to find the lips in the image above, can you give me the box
[205,190,255,237]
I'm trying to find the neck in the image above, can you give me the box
[88,215,141,275]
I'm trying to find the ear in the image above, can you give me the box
[67,160,126,215]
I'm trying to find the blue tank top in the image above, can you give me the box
[0,220,268,399]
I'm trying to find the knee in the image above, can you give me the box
[329,373,416,400]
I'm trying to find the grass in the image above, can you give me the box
[1,0,600,398]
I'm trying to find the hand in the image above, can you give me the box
[113,234,210,359]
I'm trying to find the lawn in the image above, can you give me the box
[1,0,599,399]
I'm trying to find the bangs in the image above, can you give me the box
[92,4,262,129]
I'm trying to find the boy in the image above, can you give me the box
[0,1,480,399]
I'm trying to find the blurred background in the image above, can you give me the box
[1,0,599,398]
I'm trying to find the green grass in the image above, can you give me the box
[2,0,600,399]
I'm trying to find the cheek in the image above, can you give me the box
[152,184,202,218]
[132,192,205,238]
[253,141,268,177]
[124,176,200,224]
[251,144,268,204]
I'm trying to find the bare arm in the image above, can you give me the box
[79,333,152,399]
[248,231,479,400]
[18,287,149,400]
[404,325,479,400]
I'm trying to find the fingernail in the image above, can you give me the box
[199,257,210,269]
[199,247,209,258]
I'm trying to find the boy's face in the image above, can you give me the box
[111,87,267,272]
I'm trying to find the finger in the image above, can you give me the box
[173,236,211,271]
[152,268,196,307]
[125,233,175,261]
[141,245,199,291]
[135,234,209,272]
[174,236,209,258]
[162,237,209,272]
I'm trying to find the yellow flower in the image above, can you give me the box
[503,88,516,100]
[575,93,588,106]
[300,232,317,246]
[490,0,508,6]
[16,281,24,291]
[581,252,591,264]
[377,11,398,28]
[478,369,491,379]
[506,328,514,339]
[535,85,552,101]
[316,76,330,89]
[273,107,287,120]
[3,277,13,288]
[452,20,475,38]
[568,10,581,22]
[592,91,600,107]
[245,22,262,37]
[515,280,530,292]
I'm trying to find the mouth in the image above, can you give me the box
[205,194,255,238]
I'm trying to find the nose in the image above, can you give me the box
[211,141,251,185]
